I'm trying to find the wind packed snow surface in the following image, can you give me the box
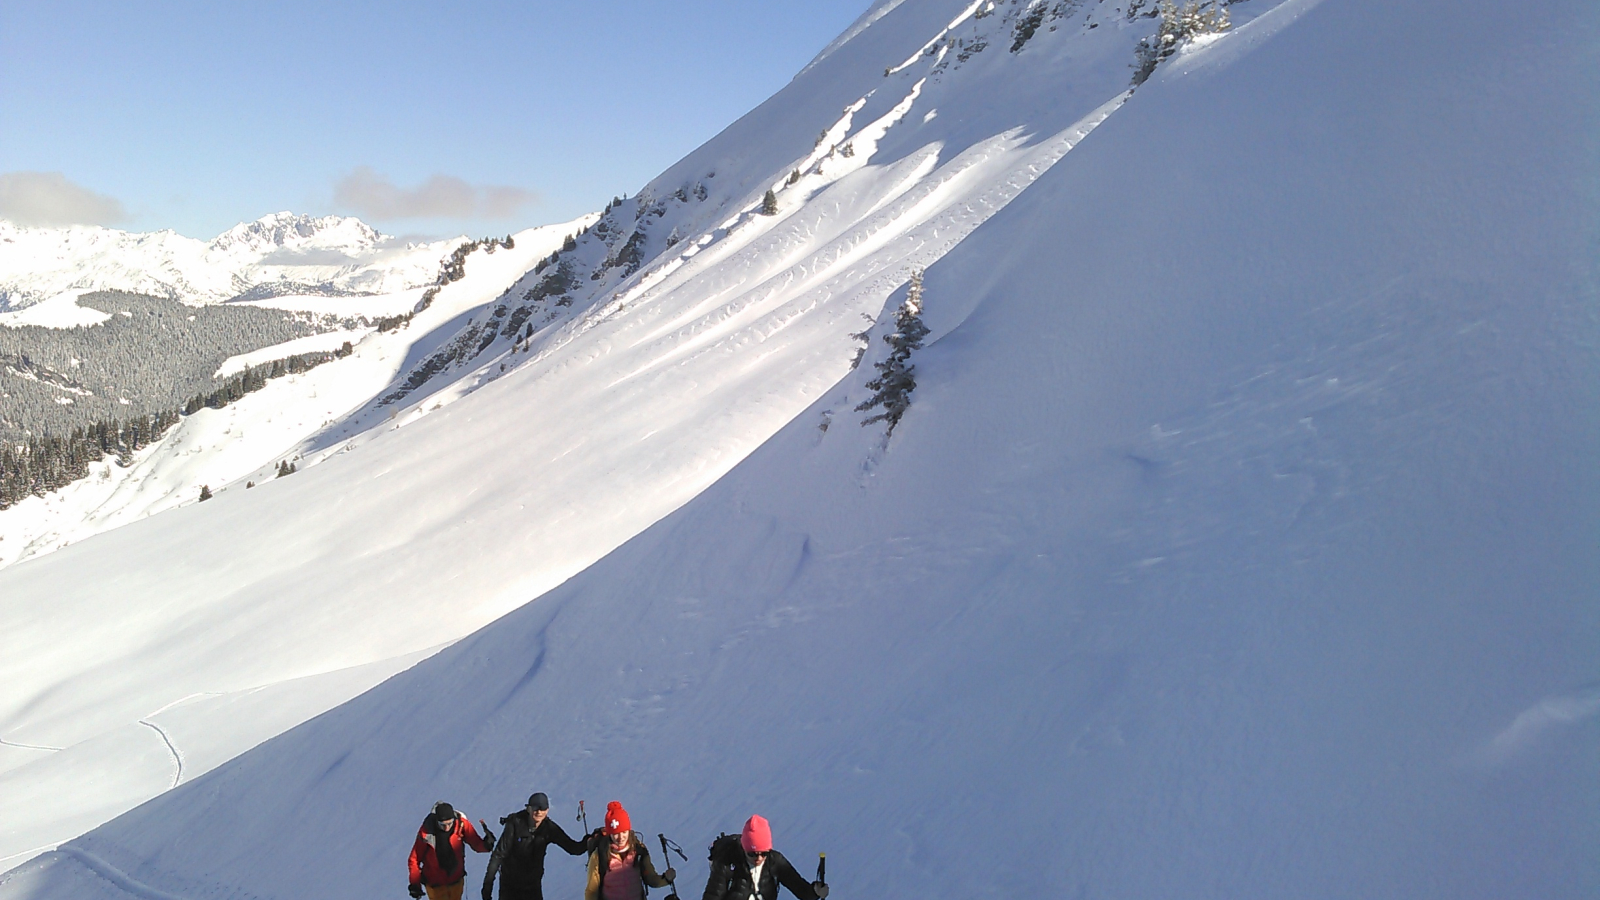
[3,0,1599,897]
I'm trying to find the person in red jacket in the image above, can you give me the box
[410,801,495,900]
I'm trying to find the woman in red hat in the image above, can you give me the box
[583,801,675,900]
[701,815,826,900]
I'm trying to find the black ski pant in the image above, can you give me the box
[493,885,546,900]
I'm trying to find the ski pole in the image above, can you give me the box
[578,800,589,836]
[817,852,826,888]
[658,834,687,899]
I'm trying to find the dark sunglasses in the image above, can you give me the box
[745,850,770,859]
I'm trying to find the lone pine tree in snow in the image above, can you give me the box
[761,189,779,215]
[856,269,930,435]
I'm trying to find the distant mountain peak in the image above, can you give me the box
[0,213,448,313]
[207,213,386,254]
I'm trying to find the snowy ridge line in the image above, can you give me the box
[799,0,912,75]
[615,91,1127,382]
[598,73,940,337]
[1161,0,1330,80]
[603,12,934,323]
[0,845,60,872]
[886,0,988,75]
[598,83,933,341]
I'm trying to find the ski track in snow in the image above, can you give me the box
[5,848,193,900]
[0,738,63,753]
[136,721,184,789]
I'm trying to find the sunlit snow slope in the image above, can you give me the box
[0,219,589,571]
[4,0,1595,897]
[0,0,1187,872]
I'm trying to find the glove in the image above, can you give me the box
[409,884,424,899]
[812,882,828,899]
[483,832,496,851]
[662,867,677,883]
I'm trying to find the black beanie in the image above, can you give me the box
[434,801,455,820]
[527,792,550,811]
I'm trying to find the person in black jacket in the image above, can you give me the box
[702,815,826,900]
[481,793,590,900]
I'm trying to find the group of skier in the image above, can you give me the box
[407,794,829,900]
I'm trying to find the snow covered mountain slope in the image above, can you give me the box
[0,213,457,316]
[0,218,590,571]
[0,0,1196,870]
[6,0,1598,895]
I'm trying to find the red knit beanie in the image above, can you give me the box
[740,815,772,853]
[603,801,632,835]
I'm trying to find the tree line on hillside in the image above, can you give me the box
[0,345,349,511]
[0,291,353,444]
[374,235,516,333]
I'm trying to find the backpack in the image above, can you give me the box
[708,832,743,866]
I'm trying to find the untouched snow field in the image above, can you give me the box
[3,0,1598,896]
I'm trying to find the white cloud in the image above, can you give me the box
[0,172,127,227]
[334,167,539,221]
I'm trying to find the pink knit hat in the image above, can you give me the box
[740,815,772,853]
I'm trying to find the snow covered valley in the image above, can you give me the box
[1,0,1597,897]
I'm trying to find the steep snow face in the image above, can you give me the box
[1,0,1593,898]
[0,213,455,316]
[0,0,1203,869]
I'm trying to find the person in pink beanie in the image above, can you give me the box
[701,815,827,900]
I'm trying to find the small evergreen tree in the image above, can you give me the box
[848,313,875,370]
[761,189,779,216]
[856,270,930,435]
[198,484,212,501]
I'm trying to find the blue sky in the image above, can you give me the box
[0,0,871,239]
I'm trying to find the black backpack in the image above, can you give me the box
[708,832,744,867]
